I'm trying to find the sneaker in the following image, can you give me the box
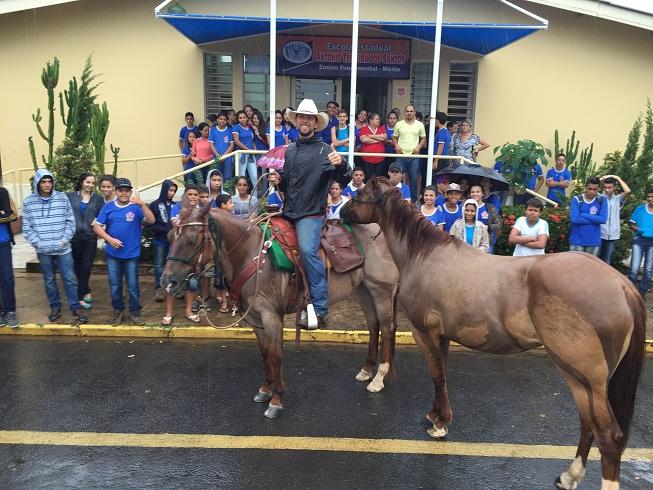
[48,307,62,322]
[0,314,6,327]
[72,310,88,325]
[112,310,124,326]
[154,288,165,302]
[83,294,93,304]
[130,314,145,326]
[79,300,92,310]
[5,312,19,329]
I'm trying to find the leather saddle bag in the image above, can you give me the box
[320,220,365,274]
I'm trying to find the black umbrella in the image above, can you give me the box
[435,163,510,191]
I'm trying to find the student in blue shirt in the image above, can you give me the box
[93,178,155,326]
[421,186,445,228]
[318,101,339,144]
[439,183,463,232]
[266,110,288,149]
[232,110,258,198]
[628,189,653,297]
[434,111,452,171]
[545,153,573,205]
[282,107,299,143]
[342,167,365,198]
[387,161,411,201]
[209,111,235,182]
[569,176,608,256]
[331,109,350,153]
[178,111,197,151]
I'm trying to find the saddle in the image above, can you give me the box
[265,216,365,275]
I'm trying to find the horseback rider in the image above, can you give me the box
[268,99,348,329]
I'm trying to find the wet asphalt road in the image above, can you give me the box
[0,338,651,489]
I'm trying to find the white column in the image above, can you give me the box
[269,0,277,147]
[347,0,360,168]
[426,0,444,186]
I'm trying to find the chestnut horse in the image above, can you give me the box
[341,178,645,490]
[161,203,399,418]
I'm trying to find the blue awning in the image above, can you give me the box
[155,13,546,56]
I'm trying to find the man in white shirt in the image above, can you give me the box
[509,198,549,256]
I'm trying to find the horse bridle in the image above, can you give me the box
[167,221,212,290]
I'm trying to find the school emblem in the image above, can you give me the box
[481,210,489,220]
[589,206,598,215]
[125,211,136,222]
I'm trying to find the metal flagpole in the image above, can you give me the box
[426,0,444,186]
[347,0,360,168]
[269,0,277,147]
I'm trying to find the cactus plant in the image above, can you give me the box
[28,58,59,169]
[90,102,110,173]
[110,144,120,177]
[59,55,100,145]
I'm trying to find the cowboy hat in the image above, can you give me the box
[285,99,329,132]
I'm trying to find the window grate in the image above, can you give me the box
[244,55,270,116]
[410,62,434,116]
[447,63,477,122]
[204,53,233,115]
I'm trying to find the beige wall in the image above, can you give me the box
[1,0,652,193]
[0,0,204,184]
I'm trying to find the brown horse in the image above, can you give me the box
[341,177,645,490]
[161,203,399,418]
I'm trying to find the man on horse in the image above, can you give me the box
[268,99,348,329]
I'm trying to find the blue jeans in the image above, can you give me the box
[221,157,234,182]
[0,242,16,313]
[599,239,618,265]
[569,244,600,256]
[296,216,328,316]
[629,237,653,296]
[106,257,141,313]
[401,157,420,203]
[239,153,258,198]
[38,252,79,312]
[153,244,169,290]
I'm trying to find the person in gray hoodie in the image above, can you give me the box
[23,169,87,324]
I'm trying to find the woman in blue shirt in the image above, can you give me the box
[232,110,259,198]
[266,110,288,149]
[282,107,299,142]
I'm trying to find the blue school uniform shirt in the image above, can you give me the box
[630,204,653,239]
[435,194,446,207]
[435,127,451,156]
[96,202,145,260]
[209,126,233,155]
[232,124,254,149]
[395,182,411,200]
[476,203,490,226]
[268,191,283,209]
[179,125,198,142]
[421,206,445,227]
[439,203,462,232]
[545,167,572,203]
[283,126,299,143]
[318,116,338,144]
[335,125,349,152]
[266,126,286,148]
[569,195,608,246]
[0,222,10,244]
[342,182,362,198]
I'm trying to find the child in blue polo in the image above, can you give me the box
[93,178,155,326]
[342,167,365,198]
[569,176,608,256]
[387,161,411,201]
[179,112,198,151]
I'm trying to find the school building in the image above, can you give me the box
[1,0,652,190]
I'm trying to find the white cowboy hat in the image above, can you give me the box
[285,99,329,132]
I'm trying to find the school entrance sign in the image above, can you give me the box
[277,35,411,79]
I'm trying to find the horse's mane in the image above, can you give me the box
[380,183,460,258]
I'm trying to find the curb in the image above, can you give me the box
[1,324,653,353]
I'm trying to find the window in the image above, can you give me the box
[447,63,477,122]
[294,79,337,110]
[203,53,233,115]
[410,62,434,116]
[244,54,270,116]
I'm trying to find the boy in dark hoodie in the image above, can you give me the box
[23,169,87,324]
[148,179,178,302]
[0,183,18,327]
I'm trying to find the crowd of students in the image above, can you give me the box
[0,102,652,328]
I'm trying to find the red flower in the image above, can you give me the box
[509,214,515,220]
[559,233,566,239]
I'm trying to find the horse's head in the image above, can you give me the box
[161,200,212,296]
[341,177,392,224]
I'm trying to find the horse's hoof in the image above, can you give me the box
[264,403,283,418]
[427,425,448,439]
[253,390,272,403]
[554,475,577,490]
[366,380,384,393]
[555,476,563,489]
[355,369,372,382]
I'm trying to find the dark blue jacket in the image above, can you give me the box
[66,190,104,241]
[148,180,176,246]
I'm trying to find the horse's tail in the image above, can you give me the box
[608,285,646,441]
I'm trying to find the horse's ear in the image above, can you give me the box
[198,201,211,219]
[181,194,191,208]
